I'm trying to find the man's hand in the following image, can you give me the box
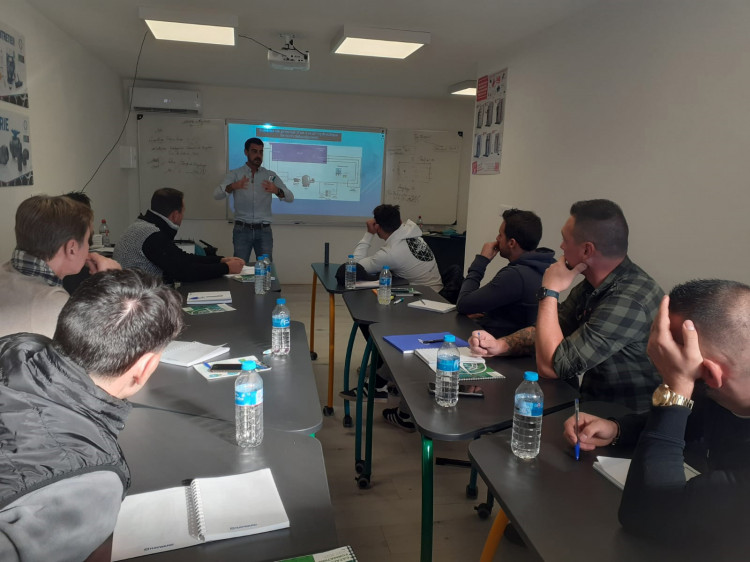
[365,218,379,235]
[542,256,587,293]
[647,295,703,398]
[479,241,499,260]
[563,412,618,451]
[86,253,121,274]
[468,330,508,357]
[262,180,279,195]
[228,177,249,193]
[221,257,245,274]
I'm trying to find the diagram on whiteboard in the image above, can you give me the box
[265,143,362,202]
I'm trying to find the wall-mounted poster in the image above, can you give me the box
[0,107,32,186]
[0,22,28,108]
[471,68,507,175]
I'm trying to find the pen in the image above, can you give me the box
[576,398,581,460]
[393,298,404,305]
[418,338,444,344]
[188,293,224,300]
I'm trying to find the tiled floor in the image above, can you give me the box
[284,285,538,562]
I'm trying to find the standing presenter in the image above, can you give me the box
[214,137,294,262]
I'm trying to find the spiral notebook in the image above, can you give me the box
[111,468,289,560]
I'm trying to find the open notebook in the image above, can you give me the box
[415,347,504,380]
[111,468,289,560]
[593,456,700,490]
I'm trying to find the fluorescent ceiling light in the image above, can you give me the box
[450,80,477,96]
[331,25,430,59]
[139,7,237,46]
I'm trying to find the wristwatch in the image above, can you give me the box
[536,287,560,301]
[652,383,694,409]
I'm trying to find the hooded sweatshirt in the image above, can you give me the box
[353,219,443,291]
[457,248,556,337]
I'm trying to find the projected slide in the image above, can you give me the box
[227,123,385,223]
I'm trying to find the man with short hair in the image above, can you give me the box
[471,199,663,412]
[0,269,184,561]
[353,204,442,291]
[115,188,244,283]
[0,194,120,338]
[564,280,750,552]
[215,137,295,262]
[457,208,555,336]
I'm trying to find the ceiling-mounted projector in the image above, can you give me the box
[267,34,310,71]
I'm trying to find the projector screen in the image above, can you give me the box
[226,122,386,225]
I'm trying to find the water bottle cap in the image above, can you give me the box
[348,254,354,259]
[241,360,257,371]
[524,371,539,382]
[277,298,286,305]
[444,334,456,343]
[383,265,390,270]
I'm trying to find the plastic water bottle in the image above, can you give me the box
[271,298,291,356]
[235,360,263,447]
[511,371,544,459]
[345,254,357,290]
[254,258,266,295]
[378,265,392,305]
[99,219,110,246]
[435,334,460,407]
[263,254,272,292]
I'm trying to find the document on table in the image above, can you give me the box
[159,341,230,367]
[186,291,232,305]
[414,347,504,380]
[278,546,358,562]
[593,456,700,490]
[111,468,289,560]
[407,299,456,313]
[193,355,272,381]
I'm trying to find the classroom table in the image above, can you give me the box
[467,404,712,561]
[369,322,579,562]
[118,406,339,561]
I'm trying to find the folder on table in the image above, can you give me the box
[383,332,469,354]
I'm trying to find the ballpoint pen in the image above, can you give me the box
[418,338,444,344]
[576,398,581,460]
[393,298,404,305]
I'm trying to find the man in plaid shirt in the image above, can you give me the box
[471,199,663,412]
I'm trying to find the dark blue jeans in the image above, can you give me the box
[232,224,273,262]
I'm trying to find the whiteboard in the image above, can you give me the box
[137,115,226,220]
[384,130,462,225]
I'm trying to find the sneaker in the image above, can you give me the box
[339,385,388,403]
[382,407,416,433]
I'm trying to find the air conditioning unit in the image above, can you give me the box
[130,88,202,114]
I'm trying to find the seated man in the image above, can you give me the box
[564,280,750,553]
[115,188,244,283]
[353,204,442,291]
[470,199,663,412]
[457,208,555,337]
[0,194,120,338]
[0,269,183,561]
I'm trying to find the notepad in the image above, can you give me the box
[186,291,232,305]
[407,299,456,313]
[192,355,271,381]
[111,469,289,560]
[415,347,504,380]
[160,341,230,367]
[593,456,700,490]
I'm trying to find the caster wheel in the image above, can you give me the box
[343,415,353,428]
[474,503,492,520]
[355,460,365,474]
[357,475,370,489]
[465,485,478,499]
[310,351,318,360]
[322,406,334,416]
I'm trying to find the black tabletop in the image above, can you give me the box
[342,285,443,325]
[311,262,346,293]
[120,407,338,561]
[370,322,579,441]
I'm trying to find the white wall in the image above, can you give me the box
[127,83,474,283]
[0,0,128,260]
[468,0,750,292]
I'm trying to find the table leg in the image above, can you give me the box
[341,322,359,428]
[324,292,335,415]
[362,347,378,485]
[309,272,318,360]
[479,509,509,562]
[354,338,373,483]
[421,435,434,562]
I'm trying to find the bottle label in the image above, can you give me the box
[346,264,356,273]
[379,278,391,287]
[436,357,459,372]
[235,388,263,406]
[515,397,543,417]
[272,315,290,328]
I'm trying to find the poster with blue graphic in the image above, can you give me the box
[0,107,32,186]
[0,22,28,108]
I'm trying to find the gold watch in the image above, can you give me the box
[652,384,694,410]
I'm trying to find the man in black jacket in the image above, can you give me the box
[0,269,183,561]
[115,188,244,283]
[564,279,750,552]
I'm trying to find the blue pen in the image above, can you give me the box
[203,362,212,369]
[576,398,581,460]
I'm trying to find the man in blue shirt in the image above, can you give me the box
[214,138,295,262]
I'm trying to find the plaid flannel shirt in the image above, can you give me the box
[553,257,664,413]
[10,249,63,287]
